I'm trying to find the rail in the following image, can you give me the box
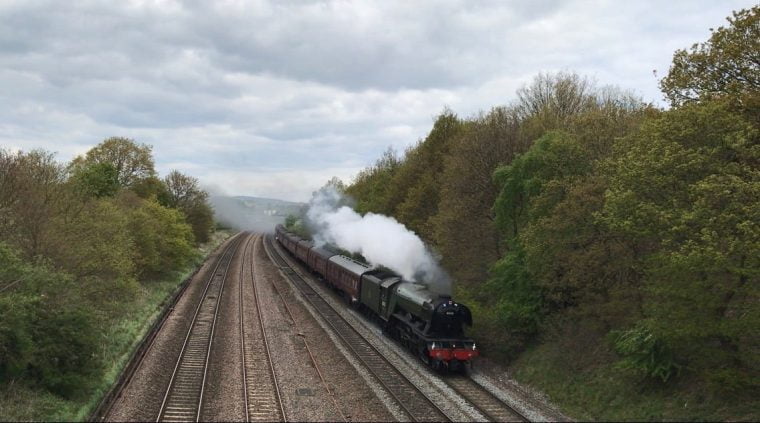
[446,376,529,422]
[264,235,449,423]
[240,233,286,421]
[156,233,244,422]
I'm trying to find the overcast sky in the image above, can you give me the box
[1,0,755,202]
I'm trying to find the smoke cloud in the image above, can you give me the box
[207,192,305,234]
[306,187,451,295]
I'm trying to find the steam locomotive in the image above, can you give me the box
[275,224,478,371]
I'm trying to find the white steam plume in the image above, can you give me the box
[306,187,451,296]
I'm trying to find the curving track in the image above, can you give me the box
[264,234,450,423]
[156,234,244,422]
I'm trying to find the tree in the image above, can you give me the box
[0,242,102,398]
[488,132,593,349]
[345,146,401,215]
[124,197,197,278]
[69,162,119,198]
[601,100,760,388]
[433,107,528,288]
[0,150,69,258]
[659,6,759,109]
[324,176,346,193]
[515,72,597,140]
[49,198,137,304]
[73,137,156,188]
[389,109,464,237]
[163,170,214,243]
[131,175,171,205]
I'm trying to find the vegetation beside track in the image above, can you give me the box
[310,6,758,421]
[0,230,231,421]
[0,137,225,421]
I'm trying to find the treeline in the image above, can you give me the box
[343,6,758,402]
[0,137,214,398]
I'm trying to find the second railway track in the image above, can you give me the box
[157,233,244,422]
[239,234,285,421]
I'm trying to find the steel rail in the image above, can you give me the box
[256,236,348,423]
[238,233,253,422]
[156,233,244,422]
[264,235,449,423]
[243,233,286,421]
[446,376,529,422]
[91,234,241,422]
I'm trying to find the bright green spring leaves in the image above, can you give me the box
[0,138,207,401]
[489,99,759,389]
[603,101,760,389]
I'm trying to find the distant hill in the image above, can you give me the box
[209,195,306,232]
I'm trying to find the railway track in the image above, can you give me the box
[264,235,450,423]
[239,233,285,421]
[156,233,244,422]
[92,235,243,422]
[446,376,528,422]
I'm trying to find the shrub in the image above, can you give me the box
[612,322,681,382]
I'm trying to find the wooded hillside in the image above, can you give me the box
[342,6,759,420]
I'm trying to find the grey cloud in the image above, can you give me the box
[2,0,757,201]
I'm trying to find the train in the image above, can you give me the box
[274,224,479,371]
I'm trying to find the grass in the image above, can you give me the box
[0,230,232,422]
[505,323,760,421]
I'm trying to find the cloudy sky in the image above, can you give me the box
[1,0,755,201]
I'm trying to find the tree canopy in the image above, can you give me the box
[72,137,156,188]
[660,6,759,110]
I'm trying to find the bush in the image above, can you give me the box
[612,322,681,382]
[0,243,102,398]
[127,198,197,278]
[29,303,101,398]
[0,293,36,380]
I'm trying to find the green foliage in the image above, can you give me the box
[131,176,171,204]
[493,132,591,238]
[50,199,138,314]
[126,198,197,278]
[601,100,759,389]
[326,11,759,417]
[612,322,681,382]
[28,303,101,397]
[183,201,214,244]
[485,245,543,353]
[72,137,156,188]
[390,110,464,237]
[345,146,401,215]
[432,108,527,288]
[0,293,35,379]
[69,162,119,198]
[0,140,219,415]
[284,214,310,239]
[54,199,135,279]
[659,6,759,109]
[0,149,69,258]
[487,132,598,351]
[284,214,298,229]
[0,243,102,398]
[163,170,215,244]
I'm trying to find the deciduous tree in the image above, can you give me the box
[73,137,155,188]
[659,6,759,110]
